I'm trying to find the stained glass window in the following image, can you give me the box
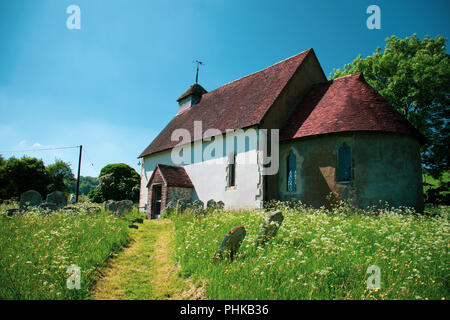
[287,150,297,192]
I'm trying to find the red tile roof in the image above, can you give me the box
[280,73,427,144]
[147,164,193,188]
[139,49,312,157]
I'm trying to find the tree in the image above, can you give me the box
[70,176,99,195]
[1,156,50,198]
[330,34,450,180]
[88,163,140,203]
[46,160,75,193]
[0,155,6,199]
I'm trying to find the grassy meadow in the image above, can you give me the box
[0,199,448,300]
[171,202,449,300]
[0,202,135,299]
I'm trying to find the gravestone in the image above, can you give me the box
[6,208,19,217]
[118,200,133,211]
[192,200,204,216]
[86,206,101,214]
[105,200,118,214]
[19,190,42,210]
[116,200,133,216]
[216,201,225,209]
[166,200,176,210]
[39,202,58,211]
[215,225,246,260]
[176,199,187,214]
[206,199,217,209]
[255,210,284,245]
[46,191,67,208]
[62,206,77,211]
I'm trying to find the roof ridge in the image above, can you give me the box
[203,48,312,96]
[331,72,364,82]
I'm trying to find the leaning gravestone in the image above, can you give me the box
[216,201,225,209]
[206,199,217,209]
[215,225,246,260]
[19,190,42,210]
[255,210,284,245]
[46,191,67,208]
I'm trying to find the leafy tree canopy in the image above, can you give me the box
[330,34,449,179]
[0,156,50,198]
[88,163,140,203]
[46,160,76,193]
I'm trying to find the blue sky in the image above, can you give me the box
[0,0,449,177]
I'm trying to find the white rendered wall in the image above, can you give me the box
[139,127,263,211]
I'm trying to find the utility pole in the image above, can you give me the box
[76,145,82,203]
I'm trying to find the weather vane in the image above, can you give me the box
[193,60,205,84]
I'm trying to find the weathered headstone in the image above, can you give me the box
[6,208,19,217]
[87,206,101,214]
[215,225,246,260]
[105,200,118,214]
[62,206,77,212]
[176,199,187,214]
[19,190,42,210]
[255,210,284,245]
[104,200,114,211]
[206,199,217,209]
[216,201,225,209]
[166,200,176,210]
[39,202,58,211]
[46,191,67,208]
[118,200,133,211]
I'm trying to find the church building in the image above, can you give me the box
[138,49,425,218]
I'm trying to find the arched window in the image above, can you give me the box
[287,150,297,192]
[338,143,352,182]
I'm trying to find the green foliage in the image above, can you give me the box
[70,176,99,196]
[423,172,450,205]
[330,34,450,180]
[46,160,76,193]
[89,163,140,203]
[88,188,104,203]
[172,203,449,300]
[0,203,131,299]
[0,156,77,200]
[0,156,50,198]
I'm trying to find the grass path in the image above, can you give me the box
[92,219,205,300]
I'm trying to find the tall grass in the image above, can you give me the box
[171,202,449,300]
[0,202,133,300]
